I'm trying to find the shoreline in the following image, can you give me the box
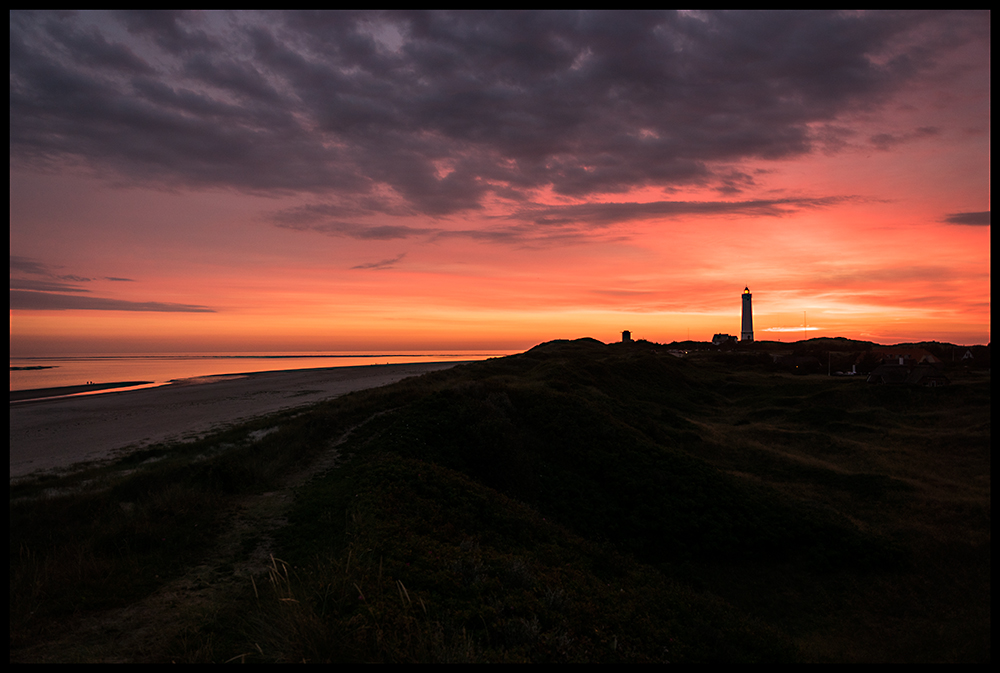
[9,361,477,404]
[10,381,154,402]
[10,361,466,479]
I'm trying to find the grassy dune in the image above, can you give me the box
[9,339,990,662]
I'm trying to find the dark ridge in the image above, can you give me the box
[10,339,990,662]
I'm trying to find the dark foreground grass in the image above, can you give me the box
[9,339,991,662]
[252,453,793,663]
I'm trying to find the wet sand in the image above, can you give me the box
[10,362,462,479]
[10,381,153,402]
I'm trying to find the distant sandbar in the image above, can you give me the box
[10,381,152,402]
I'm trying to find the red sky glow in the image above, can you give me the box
[10,11,990,355]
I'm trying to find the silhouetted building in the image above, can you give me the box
[870,347,942,367]
[906,365,951,387]
[866,363,950,386]
[622,330,631,343]
[866,364,910,385]
[712,333,736,345]
[741,286,753,341]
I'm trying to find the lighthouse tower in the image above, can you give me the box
[741,287,754,342]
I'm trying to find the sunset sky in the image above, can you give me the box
[10,11,991,355]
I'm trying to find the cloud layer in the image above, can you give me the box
[9,256,214,312]
[9,290,215,312]
[943,211,990,226]
[11,10,987,221]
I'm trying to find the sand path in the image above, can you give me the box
[10,362,460,479]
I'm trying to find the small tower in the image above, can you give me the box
[741,287,754,342]
[622,330,632,343]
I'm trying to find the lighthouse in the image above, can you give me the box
[741,287,754,342]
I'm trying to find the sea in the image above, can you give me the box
[9,351,513,394]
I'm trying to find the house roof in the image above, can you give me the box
[906,366,951,386]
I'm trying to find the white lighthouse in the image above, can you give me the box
[741,286,754,342]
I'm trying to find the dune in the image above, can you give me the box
[9,362,462,479]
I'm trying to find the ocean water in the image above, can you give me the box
[9,351,512,392]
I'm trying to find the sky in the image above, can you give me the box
[9,10,991,355]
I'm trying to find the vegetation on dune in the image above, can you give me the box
[9,339,991,662]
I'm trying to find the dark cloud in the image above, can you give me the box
[942,211,990,226]
[869,126,941,150]
[182,53,284,105]
[11,255,91,282]
[351,253,407,270]
[10,255,211,311]
[113,10,218,55]
[512,196,851,227]
[9,10,988,216]
[43,17,156,75]
[274,219,435,240]
[9,255,52,276]
[10,278,90,293]
[10,290,215,312]
[270,195,850,244]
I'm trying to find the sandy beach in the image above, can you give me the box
[10,362,461,479]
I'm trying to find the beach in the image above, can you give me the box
[10,362,461,479]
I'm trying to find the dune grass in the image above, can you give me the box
[9,340,990,662]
